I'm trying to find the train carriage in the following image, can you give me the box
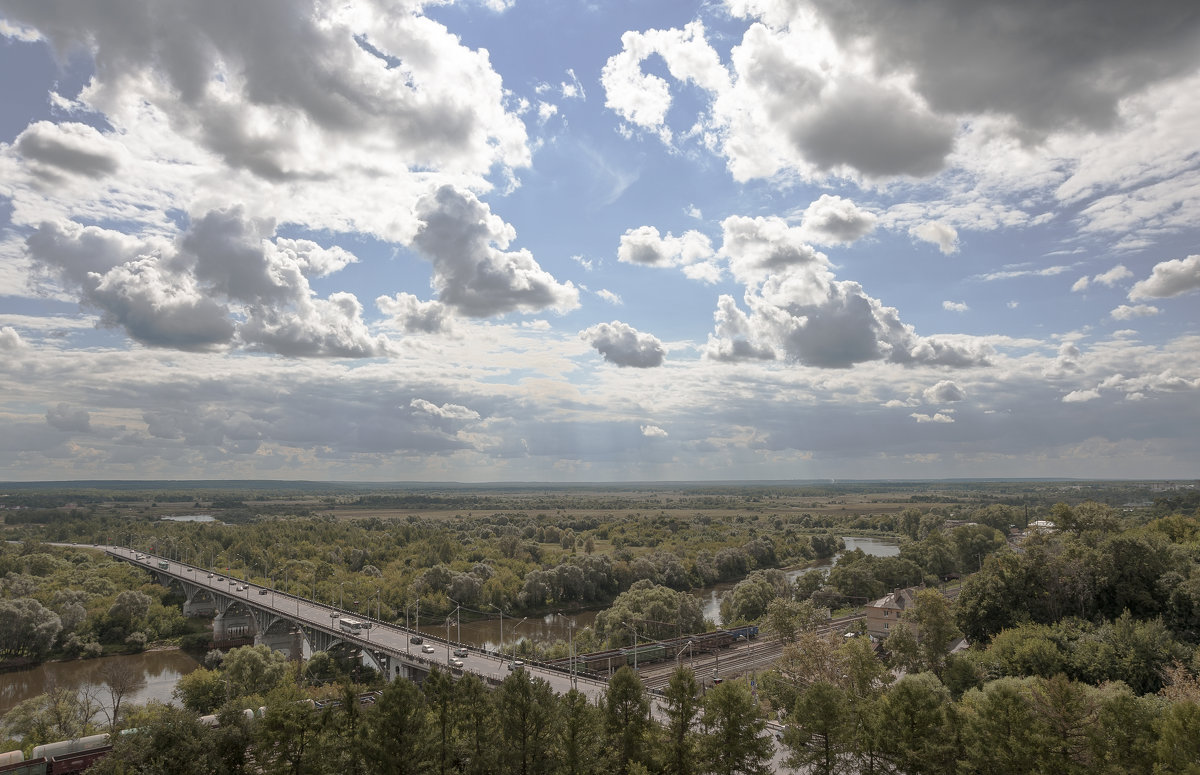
[0,754,46,775]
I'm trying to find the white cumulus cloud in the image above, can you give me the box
[1129,254,1200,299]
[1111,304,1160,320]
[580,321,666,368]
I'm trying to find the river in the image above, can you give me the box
[0,650,201,720]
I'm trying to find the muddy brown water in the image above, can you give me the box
[0,650,201,720]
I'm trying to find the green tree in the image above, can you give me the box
[950,525,1007,573]
[455,674,496,775]
[1104,611,1186,694]
[424,668,456,775]
[0,598,62,658]
[595,580,704,645]
[908,588,961,676]
[222,644,293,701]
[883,620,921,674]
[662,666,700,775]
[107,589,153,629]
[720,571,788,624]
[174,666,226,714]
[876,672,955,775]
[763,599,829,643]
[784,681,852,775]
[603,666,653,775]
[955,552,1028,643]
[325,683,369,775]
[88,702,219,775]
[899,508,922,541]
[1028,674,1096,775]
[958,677,1044,775]
[698,679,771,775]
[1087,682,1158,775]
[556,688,602,775]
[366,677,429,775]
[253,683,321,775]
[497,669,555,775]
[1155,699,1200,774]
[0,686,101,746]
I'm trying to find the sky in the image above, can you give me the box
[0,0,1198,483]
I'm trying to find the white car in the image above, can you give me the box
[421,644,435,654]
[452,647,469,657]
[508,659,525,671]
[449,658,464,668]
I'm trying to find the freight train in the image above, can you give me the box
[0,734,112,775]
[563,625,759,673]
[0,696,340,774]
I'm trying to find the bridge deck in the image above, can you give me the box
[102,546,606,700]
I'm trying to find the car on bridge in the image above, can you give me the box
[421,644,435,654]
[449,658,464,668]
[410,635,423,644]
[453,647,468,657]
[258,588,268,595]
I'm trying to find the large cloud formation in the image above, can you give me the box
[602,0,1200,183]
[602,15,955,180]
[703,216,991,368]
[0,0,528,184]
[805,0,1200,134]
[26,210,387,356]
[412,186,580,318]
[2,0,583,357]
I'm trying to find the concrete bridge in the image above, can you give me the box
[101,546,605,699]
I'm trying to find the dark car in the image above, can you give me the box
[410,635,423,644]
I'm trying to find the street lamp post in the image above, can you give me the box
[445,603,459,664]
[510,617,529,663]
[623,621,639,671]
[488,604,505,660]
[555,613,577,689]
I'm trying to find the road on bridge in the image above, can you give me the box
[103,546,607,700]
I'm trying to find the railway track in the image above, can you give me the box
[636,587,962,691]
[637,611,865,690]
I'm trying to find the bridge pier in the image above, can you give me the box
[213,610,256,641]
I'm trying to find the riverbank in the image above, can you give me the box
[0,648,201,719]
